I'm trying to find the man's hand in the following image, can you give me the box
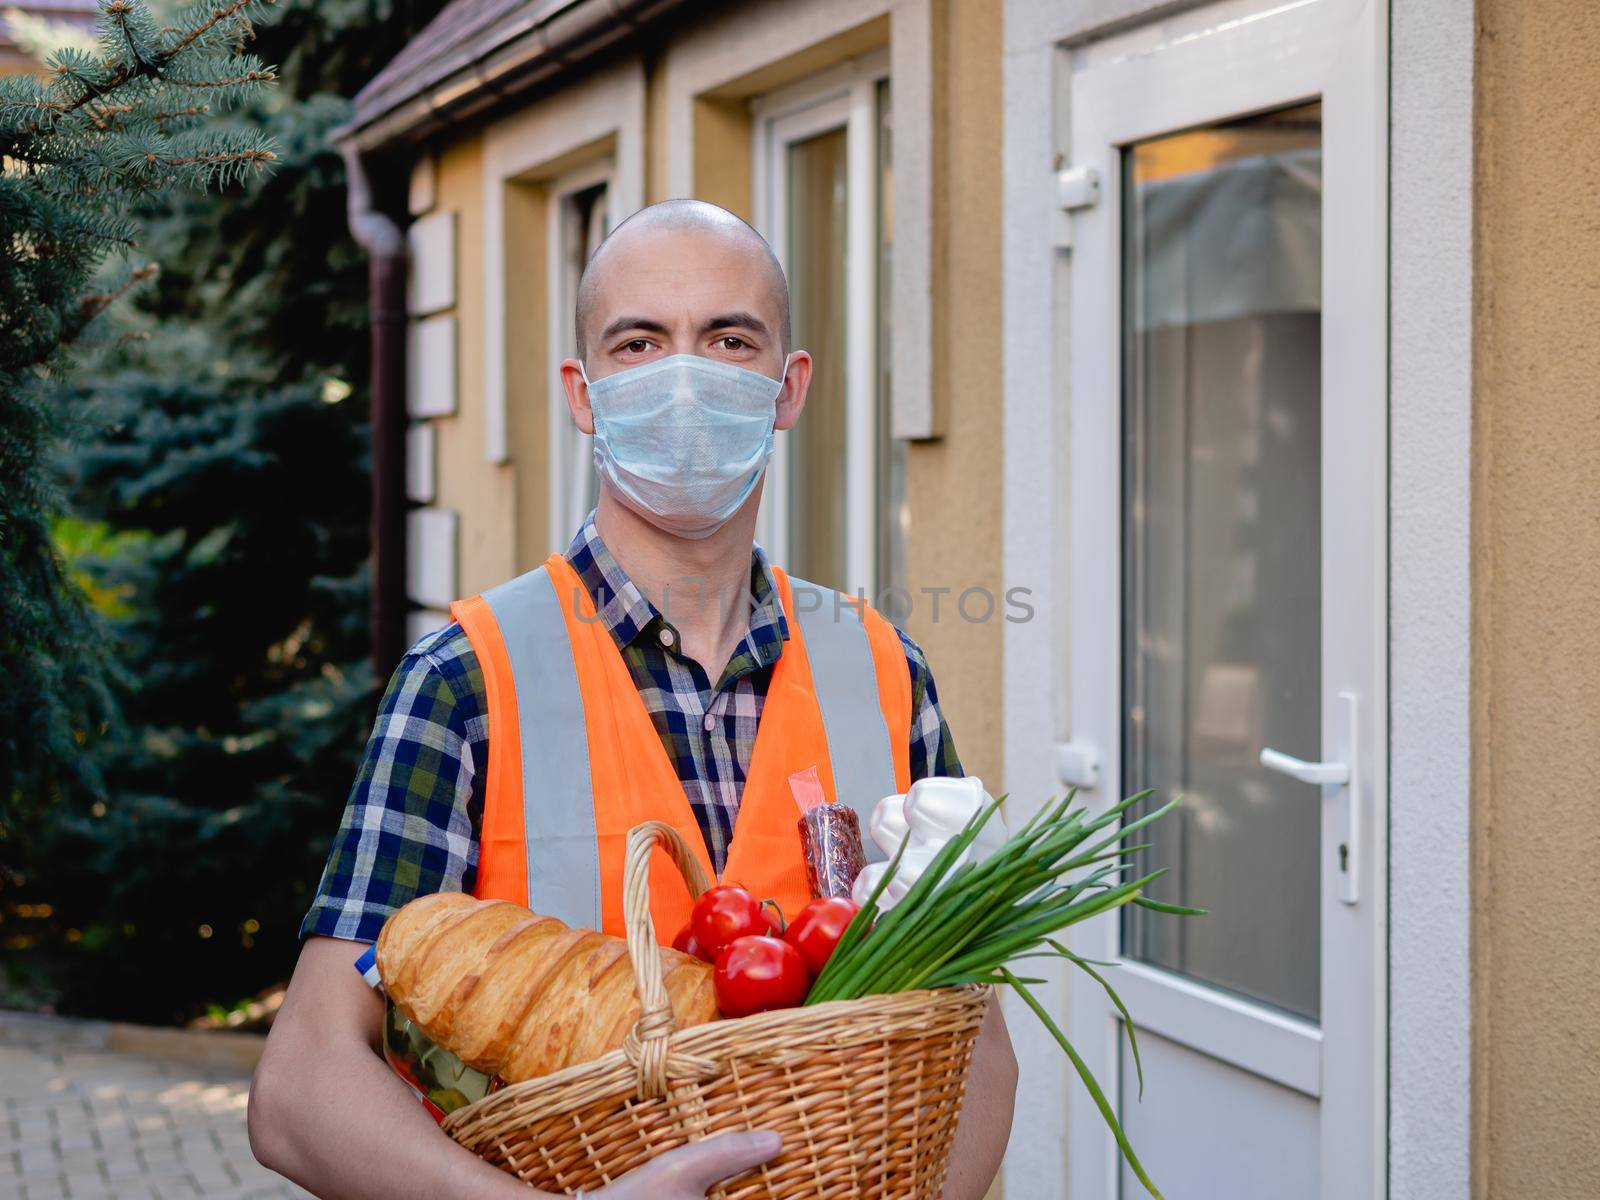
[589,1131,782,1198]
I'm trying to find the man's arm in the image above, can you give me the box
[249,936,530,1200]
[249,937,782,1200]
[941,996,1019,1200]
[895,624,964,786]
[895,629,1019,1196]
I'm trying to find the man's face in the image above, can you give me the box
[562,225,811,438]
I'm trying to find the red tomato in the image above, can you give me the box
[690,885,768,957]
[713,935,811,1017]
[783,897,859,978]
[671,922,713,963]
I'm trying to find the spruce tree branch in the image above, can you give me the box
[38,0,264,123]
[0,97,68,111]
[76,100,210,131]
[75,262,159,324]
[53,63,133,114]
[165,71,273,90]
[158,149,274,167]
[31,62,142,123]
[30,211,138,250]
[84,102,134,129]
[150,105,210,122]
[109,4,148,72]
[161,0,257,60]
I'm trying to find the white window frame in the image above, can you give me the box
[750,51,889,595]
[545,159,617,551]
[1386,2,1475,1196]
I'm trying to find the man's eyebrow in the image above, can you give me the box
[701,312,771,337]
[598,316,671,343]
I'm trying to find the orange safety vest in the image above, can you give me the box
[450,553,911,941]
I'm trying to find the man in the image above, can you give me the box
[249,199,1017,1199]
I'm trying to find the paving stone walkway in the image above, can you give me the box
[0,1013,311,1200]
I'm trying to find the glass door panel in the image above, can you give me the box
[1119,103,1324,1020]
[786,127,850,590]
[561,182,609,532]
[875,79,907,605]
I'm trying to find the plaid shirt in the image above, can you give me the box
[301,516,962,943]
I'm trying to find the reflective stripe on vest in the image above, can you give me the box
[451,554,910,937]
[786,581,898,850]
[477,566,599,931]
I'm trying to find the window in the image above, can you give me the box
[548,164,613,547]
[753,57,897,597]
[874,79,905,604]
[1119,103,1325,1020]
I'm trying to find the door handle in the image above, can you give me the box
[1259,748,1349,786]
[1258,691,1361,905]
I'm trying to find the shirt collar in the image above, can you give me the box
[563,512,790,667]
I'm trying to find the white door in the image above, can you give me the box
[1059,2,1387,1197]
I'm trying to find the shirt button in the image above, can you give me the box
[702,713,715,732]
[659,627,675,648]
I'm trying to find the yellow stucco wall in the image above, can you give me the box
[428,136,519,596]
[901,0,1004,788]
[502,176,552,574]
[1472,5,1600,1196]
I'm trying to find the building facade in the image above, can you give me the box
[0,1,98,75]
[338,1,1600,1196]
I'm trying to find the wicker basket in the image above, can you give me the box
[443,820,990,1198]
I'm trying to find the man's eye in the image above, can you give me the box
[719,336,747,351]
[624,340,651,354]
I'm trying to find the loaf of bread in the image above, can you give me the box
[375,892,719,1083]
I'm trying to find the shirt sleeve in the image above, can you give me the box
[894,626,964,782]
[299,626,486,943]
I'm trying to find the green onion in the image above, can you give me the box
[808,790,1202,1198]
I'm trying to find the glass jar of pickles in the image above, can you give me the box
[382,1002,498,1122]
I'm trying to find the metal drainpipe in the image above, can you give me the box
[341,143,409,682]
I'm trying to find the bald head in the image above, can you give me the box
[574,199,792,363]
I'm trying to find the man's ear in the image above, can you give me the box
[774,350,812,432]
[559,358,595,435]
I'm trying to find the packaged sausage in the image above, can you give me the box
[789,766,868,900]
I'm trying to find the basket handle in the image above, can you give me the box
[622,821,712,1098]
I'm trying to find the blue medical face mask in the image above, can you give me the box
[581,353,791,540]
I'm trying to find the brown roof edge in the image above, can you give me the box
[334,0,693,154]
